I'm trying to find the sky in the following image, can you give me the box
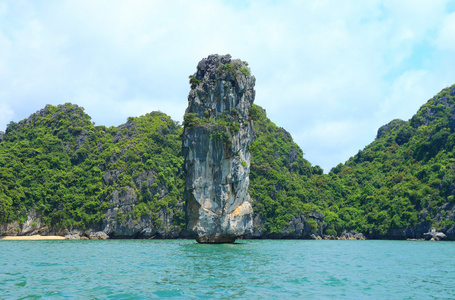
[1,0,455,172]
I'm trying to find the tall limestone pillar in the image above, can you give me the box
[182,54,255,243]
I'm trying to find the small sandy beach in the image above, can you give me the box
[0,235,65,240]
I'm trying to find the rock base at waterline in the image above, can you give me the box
[196,234,237,244]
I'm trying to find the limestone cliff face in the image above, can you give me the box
[182,54,255,243]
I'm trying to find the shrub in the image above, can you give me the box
[239,68,250,76]
[307,218,318,230]
[248,105,261,121]
[223,63,236,72]
[183,113,201,128]
[210,130,230,143]
[189,76,201,89]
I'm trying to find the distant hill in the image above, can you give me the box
[1,84,455,240]
[0,103,325,238]
[0,103,185,237]
[322,84,455,239]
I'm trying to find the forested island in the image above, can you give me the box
[1,56,455,241]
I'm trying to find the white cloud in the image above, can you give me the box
[0,102,13,131]
[0,0,454,171]
[437,12,455,50]
[378,70,441,122]
[293,119,375,171]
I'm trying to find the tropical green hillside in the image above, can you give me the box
[320,84,455,238]
[0,103,185,236]
[1,84,455,239]
[248,105,328,237]
[0,102,326,237]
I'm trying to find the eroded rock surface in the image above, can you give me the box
[182,54,255,243]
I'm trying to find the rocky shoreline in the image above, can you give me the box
[1,208,451,241]
[0,235,65,240]
[1,229,450,241]
[0,209,451,241]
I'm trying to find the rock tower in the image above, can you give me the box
[182,54,255,243]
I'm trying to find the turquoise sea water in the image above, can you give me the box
[1,239,454,299]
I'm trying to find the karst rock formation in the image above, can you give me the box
[182,54,255,243]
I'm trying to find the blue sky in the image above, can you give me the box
[1,0,455,172]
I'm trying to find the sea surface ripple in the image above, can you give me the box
[1,239,454,299]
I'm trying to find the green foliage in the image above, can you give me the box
[248,104,323,234]
[249,84,455,237]
[322,84,455,236]
[312,165,324,175]
[188,75,201,89]
[2,83,455,238]
[239,68,250,77]
[183,113,201,128]
[221,61,250,78]
[187,110,242,151]
[0,104,185,232]
[210,130,229,142]
[133,202,151,219]
[248,105,261,121]
[223,63,236,73]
